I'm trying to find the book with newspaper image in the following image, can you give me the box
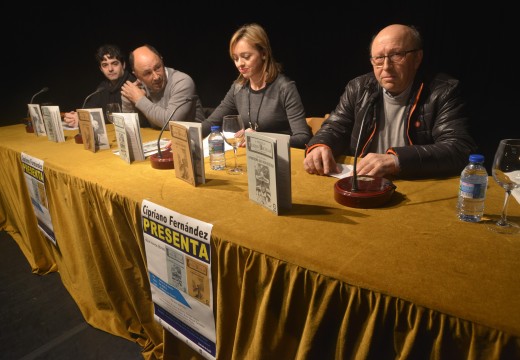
[77,108,110,152]
[111,112,145,163]
[245,132,291,215]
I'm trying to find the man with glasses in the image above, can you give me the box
[303,24,476,179]
[121,44,206,128]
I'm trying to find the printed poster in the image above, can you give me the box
[20,152,56,246]
[141,200,216,359]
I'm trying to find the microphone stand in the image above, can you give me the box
[29,87,49,105]
[150,96,196,169]
[333,92,396,208]
[350,100,373,192]
[75,87,105,144]
[26,87,49,133]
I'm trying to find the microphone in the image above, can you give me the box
[150,96,197,169]
[351,92,378,191]
[156,96,197,159]
[29,87,49,104]
[73,86,105,145]
[27,87,49,118]
[333,91,396,208]
[81,85,105,108]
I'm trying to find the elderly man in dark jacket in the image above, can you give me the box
[304,24,476,179]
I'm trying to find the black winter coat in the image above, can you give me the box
[306,71,477,179]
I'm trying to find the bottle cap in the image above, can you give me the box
[210,126,220,132]
[469,154,484,163]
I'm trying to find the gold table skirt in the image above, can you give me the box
[1,124,519,359]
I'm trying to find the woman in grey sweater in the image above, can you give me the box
[203,23,311,149]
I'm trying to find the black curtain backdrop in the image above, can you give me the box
[2,4,515,170]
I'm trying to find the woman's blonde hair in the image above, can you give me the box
[229,23,282,86]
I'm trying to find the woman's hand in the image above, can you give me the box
[238,128,254,147]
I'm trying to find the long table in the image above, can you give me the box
[1,123,519,359]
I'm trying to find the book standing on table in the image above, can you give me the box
[112,112,145,163]
[169,121,206,186]
[170,122,196,186]
[27,104,47,137]
[245,132,291,215]
[41,105,65,143]
[77,108,110,152]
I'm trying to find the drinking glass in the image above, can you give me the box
[222,115,245,174]
[105,103,121,124]
[487,139,520,234]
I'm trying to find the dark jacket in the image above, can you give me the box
[306,71,477,178]
[85,70,136,123]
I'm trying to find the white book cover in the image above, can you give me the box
[41,105,65,143]
[112,112,145,162]
[27,104,47,137]
[170,121,206,185]
[113,140,168,158]
[142,139,170,157]
[245,132,291,215]
[112,114,132,164]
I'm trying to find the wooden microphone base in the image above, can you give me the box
[74,133,83,144]
[334,175,396,208]
[150,150,175,170]
[24,118,34,133]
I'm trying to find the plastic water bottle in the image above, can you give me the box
[457,154,488,222]
[208,125,226,170]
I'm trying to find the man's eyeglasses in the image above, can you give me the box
[370,49,420,67]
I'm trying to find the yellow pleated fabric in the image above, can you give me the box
[1,124,519,359]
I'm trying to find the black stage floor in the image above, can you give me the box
[0,230,145,360]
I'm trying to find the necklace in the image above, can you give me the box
[247,84,266,131]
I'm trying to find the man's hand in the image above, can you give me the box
[353,153,399,177]
[303,146,340,175]
[121,80,145,104]
[63,111,79,127]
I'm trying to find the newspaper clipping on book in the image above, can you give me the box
[41,105,65,143]
[77,108,110,152]
[112,112,145,163]
[170,122,196,186]
[27,104,47,137]
[170,121,206,185]
[21,152,56,246]
[141,200,216,359]
[245,132,291,215]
